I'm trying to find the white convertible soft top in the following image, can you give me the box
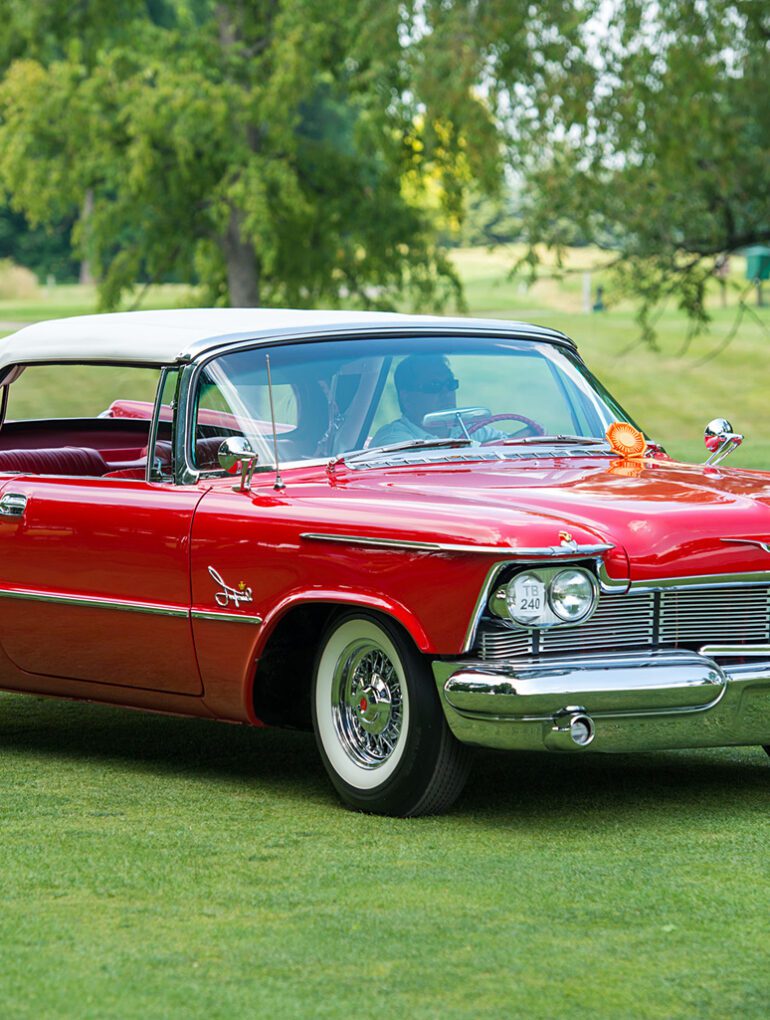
[0,307,569,377]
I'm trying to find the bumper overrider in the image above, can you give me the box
[432,650,770,752]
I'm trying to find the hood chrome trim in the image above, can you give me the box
[721,538,770,554]
[300,532,613,558]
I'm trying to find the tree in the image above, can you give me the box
[0,2,472,308]
[0,1,589,310]
[503,0,770,342]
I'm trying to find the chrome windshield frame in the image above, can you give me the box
[172,326,614,486]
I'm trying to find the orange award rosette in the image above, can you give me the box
[606,421,646,459]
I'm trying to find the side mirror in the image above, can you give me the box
[704,418,744,466]
[218,437,259,491]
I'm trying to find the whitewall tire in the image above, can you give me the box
[312,612,471,816]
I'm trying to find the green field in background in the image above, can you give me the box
[0,251,769,1019]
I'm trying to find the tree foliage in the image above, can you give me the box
[2,0,760,330]
[507,0,770,341]
[0,1,588,309]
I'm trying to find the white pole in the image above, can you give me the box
[583,272,592,314]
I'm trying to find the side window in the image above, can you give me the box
[6,364,160,420]
[0,363,165,479]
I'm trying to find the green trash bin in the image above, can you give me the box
[744,245,770,281]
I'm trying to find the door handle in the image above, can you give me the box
[0,493,28,517]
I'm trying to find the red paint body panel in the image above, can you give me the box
[0,476,204,693]
[2,448,770,723]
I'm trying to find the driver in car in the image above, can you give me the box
[371,354,506,447]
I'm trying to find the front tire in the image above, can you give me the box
[312,612,471,816]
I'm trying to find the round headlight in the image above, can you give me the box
[506,571,549,626]
[548,569,596,622]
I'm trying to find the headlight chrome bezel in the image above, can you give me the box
[490,565,599,629]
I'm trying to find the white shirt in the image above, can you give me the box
[370,415,504,448]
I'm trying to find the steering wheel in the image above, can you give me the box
[467,412,545,437]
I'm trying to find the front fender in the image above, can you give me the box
[255,587,433,656]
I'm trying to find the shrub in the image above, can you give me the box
[0,259,38,299]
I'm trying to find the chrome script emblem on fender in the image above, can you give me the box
[721,538,770,554]
[208,566,254,608]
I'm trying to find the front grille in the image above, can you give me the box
[659,588,770,645]
[475,585,770,660]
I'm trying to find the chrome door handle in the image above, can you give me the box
[0,493,27,517]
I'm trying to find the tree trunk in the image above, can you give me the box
[222,207,260,306]
[79,189,95,286]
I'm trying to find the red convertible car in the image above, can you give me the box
[0,309,768,815]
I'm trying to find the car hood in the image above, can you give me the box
[311,455,770,582]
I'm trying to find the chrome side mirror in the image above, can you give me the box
[704,418,744,466]
[218,437,259,491]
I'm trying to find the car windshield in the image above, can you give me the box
[191,334,638,470]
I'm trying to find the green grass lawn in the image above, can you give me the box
[1,695,768,1019]
[1,252,769,1017]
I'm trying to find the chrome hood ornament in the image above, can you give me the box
[208,566,254,608]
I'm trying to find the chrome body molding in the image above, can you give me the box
[432,650,770,753]
[191,610,263,625]
[596,559,770,593]
[721,538,770,554]
[300,532,613,559]
[301,534,616,558]
[0,587,188,618]
[0,587,262,625]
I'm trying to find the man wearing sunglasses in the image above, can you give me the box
[371,354,503,447]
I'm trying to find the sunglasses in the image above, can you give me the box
[406,377,459,395]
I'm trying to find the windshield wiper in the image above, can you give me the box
[496,434,609,447]
[329,437,474,471]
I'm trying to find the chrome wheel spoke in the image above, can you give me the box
[331,640,404,769]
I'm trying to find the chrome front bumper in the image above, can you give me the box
[432,650,770,752]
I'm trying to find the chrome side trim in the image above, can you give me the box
[0,587,187,618]
[0,587,263,625]
[300,532,613,558]
[191,610,263,625]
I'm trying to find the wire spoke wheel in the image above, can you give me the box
[312,612,471,816]
[332,642,404,769]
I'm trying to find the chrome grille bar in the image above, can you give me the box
[475,585,770,661]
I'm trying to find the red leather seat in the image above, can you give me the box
[0,447,109,476]
[195,436,227,470]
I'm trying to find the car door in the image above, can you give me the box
[0,473,205,694]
